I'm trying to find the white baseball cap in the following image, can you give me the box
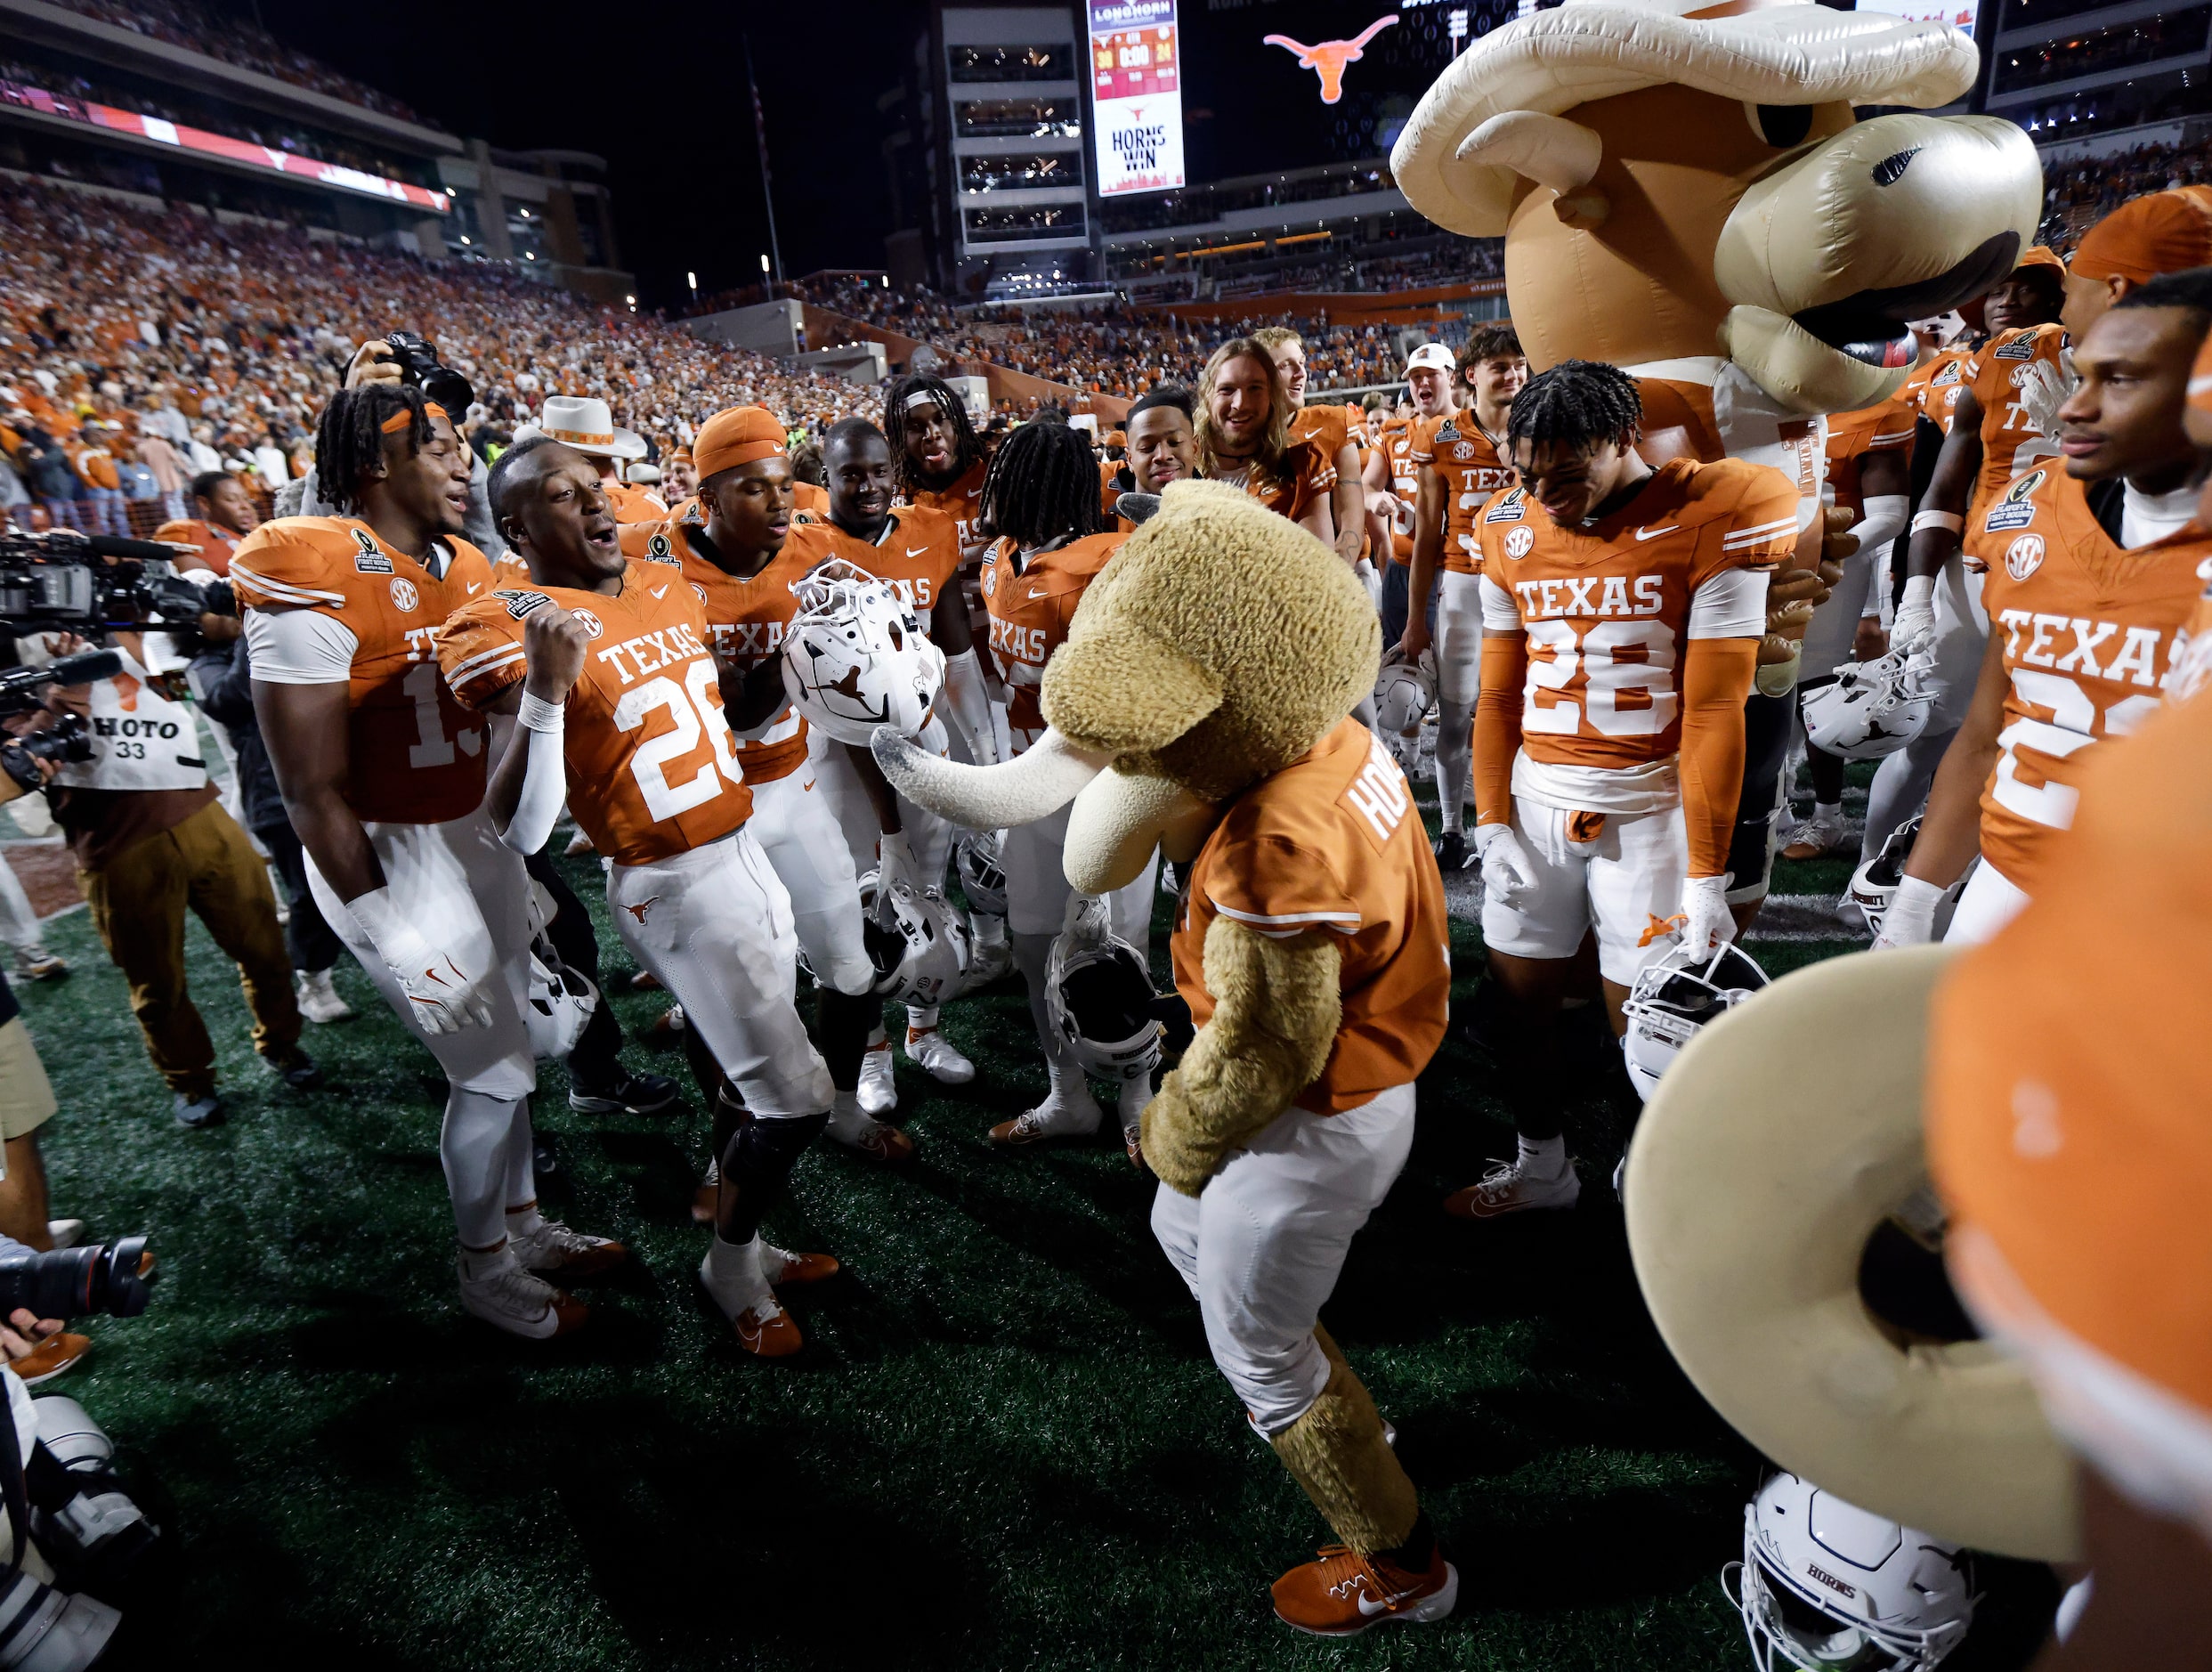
[1403,343,1454,377]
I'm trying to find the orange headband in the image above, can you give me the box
[380,401,449,434]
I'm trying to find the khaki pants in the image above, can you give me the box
[0,1017,56,1140]
[80,800,300,1096]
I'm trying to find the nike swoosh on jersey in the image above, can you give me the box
[467,581,482,593]
[905,546,930,557]
[1026,585,1049,600]
[652,585,668,597]
[1633,525,1681,541]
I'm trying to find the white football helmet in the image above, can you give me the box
[857,867,968,1007]
[954,829,1009,917]
[1045,895,1161,1084]
[1621,940,1769,1100]
[522,882,599,1061]
[1803,650,1934,760]
[1373,649,1438,738]
[781,558,946,744]
[1724,1473,1975,1672]
[1847,815,1921,935]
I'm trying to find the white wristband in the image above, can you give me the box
[1910,510,1964,536]
[517,692,565,734]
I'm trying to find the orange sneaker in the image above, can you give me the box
[10,1331,90,1386]
[1269,1544,1458,1636]
[758,1242,840,1286]
[732,1296,805,1358]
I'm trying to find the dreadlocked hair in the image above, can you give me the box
[883,372,984,498]
[978,412,1108,549]
[1505,359,1643,454]
[315,382,434,515]
[1194,337,1290,489]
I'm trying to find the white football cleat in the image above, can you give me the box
[295,967,354,1024]
[988,1092,1104,1147]
[903,1026,976,1085]
[1443,1157,1582,1220]
[508,1217,627,1280]
[1781,808,1848,862]
[458,1248,587,1338]
[856,1044,897,1115]
[961,937,1013,991]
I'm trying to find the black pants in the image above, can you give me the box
[525,849,628,1092]
[1725,690,1797,899]
[254,818,343,976]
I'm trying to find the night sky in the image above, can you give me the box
[242,0,1477,308]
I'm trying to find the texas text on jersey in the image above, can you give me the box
[229,515,493,824]
[980,532,1128,752]
[1961,467,2208,897]
[1429,414,1514,575]
[1385,414,1442,564]
[1176,718,1450,1115]
[785,502,962,615]
[436,561,753,867]
[1475,458,1798,773]
[621,509,814,787]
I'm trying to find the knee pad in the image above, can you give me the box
[717,1098,830,1245]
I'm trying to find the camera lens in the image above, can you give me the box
[0,1237,157,1323]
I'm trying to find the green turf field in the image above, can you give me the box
[7,762,2055,1670]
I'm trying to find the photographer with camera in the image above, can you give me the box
[25,625,318,1128]
[0,962,87,1384]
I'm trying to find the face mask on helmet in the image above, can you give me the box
[1620,940,1770,1100]
[522,884,599,1060]
[1723,1473,1974,1672]
[782,558,946,745]
[1373,650,1437,737]
[955,829,1009,917]
[857,867,968,1006]
[1046,896,1162,1082]
[1847,815,1922,935]
[1803,651,1935,761]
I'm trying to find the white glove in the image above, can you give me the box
[345,885,493,1035]
[1891,573,1937,657]
[1679,874,1735,957]
[2014,354,2076,442]
[1472,822,1539,910]
[1873,875,1945,950]
[878,830,918,900]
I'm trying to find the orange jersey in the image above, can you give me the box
[1382,414,1443,563]
[1291,403,1350,469]
[230,516,491,824]
[1967,324,2068,513]
[437,562,751,867]
[152,517,244,576]
[1633,377,1727,465]
[605,479,668,524]
[1962,467,2207,895]
[1098,456,1122,519]
[1823,394,1916,519]
[620,511,813,784]
[979,532,1127,748]
[1228,436,1335,526]
[786,504,961,615]
[1475,458,1796,772]
[1899,344,1977,436]
[1426,412,1514,575]
[790,480,829,517]
[1175,718,1450,1116]
[908,458,987,546]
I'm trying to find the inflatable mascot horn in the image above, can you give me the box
[1390,0,2043,417]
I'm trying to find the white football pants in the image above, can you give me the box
[807,716,954,891]
[1479,798,1689,986]
[1001,800,1158,950]
[1865,558,1988,862]
[745,766,873,997]
[1942,858,2030,946]
[607,830,833,1119]
[1150,1084,1416,1434]
[1431,570,1485,834]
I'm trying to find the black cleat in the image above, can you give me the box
[260,1048,324,1092]
[568,1069,682,1117]
[1432,831,1473,872]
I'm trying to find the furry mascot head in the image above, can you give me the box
[1390,0,2043,415]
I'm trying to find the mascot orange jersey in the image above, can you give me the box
[1824,395,1915,519]
[1961,467,2207,896]
[437,564,751,866]
[1427,413,1513,574]
[1900,345,1979,435]
[620,510,813,785]
[979,532,1127,751]
[1967,323,2068,510]
[908,458,988,547]
[1473,459,1797,772]
[786,504,961,613]
[229,516,491,824]
[1174,718,1449,1116]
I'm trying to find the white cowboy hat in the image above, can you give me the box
[516,394,647,461]
[1392,0,1982,237]
[1625,946,2078,1562]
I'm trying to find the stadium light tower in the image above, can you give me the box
[1448,8,1469,52]
[743,34,786,288]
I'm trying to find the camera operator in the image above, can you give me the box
[152,471,259,578]
[0,949,89,1383]
[27,628,319,1128]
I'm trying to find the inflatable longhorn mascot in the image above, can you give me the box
[875,482,1462,1634]
[1391,0,2043,915]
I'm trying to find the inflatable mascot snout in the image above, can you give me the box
[1390,0,2044,417]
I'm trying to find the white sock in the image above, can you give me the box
[825,1090,874,1140]
[865,1027,889,1053]
[1517,1134,1568,1179]
[1813,799,1841,822]
[458,1240,513,1280]
[1116,1076,1152,1127]
[701,1233,770,1312]
[973,913,1007,948]
[907,1006,939,1033]
[504,1201,545,1239]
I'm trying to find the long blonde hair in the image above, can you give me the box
[1194,337,1291,490]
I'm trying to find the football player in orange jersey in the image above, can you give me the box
[239,384,621,1340]
[786,418,1000,1108]
[155,468,258,576]
[1398,324,1527,872]
[1250,327,1365,564]
[1365,344,1458,652]
[973,419,1153,1157]
[444,436,843,1357]
[1122,386,1200,499]
[618,406,912,1167]
[1876,269,2212,951]
[1451,361,1792,1218]
[1193,338,1337,546]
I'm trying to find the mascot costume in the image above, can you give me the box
[876,482,1456,1634]
[1390,0,2042,914]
